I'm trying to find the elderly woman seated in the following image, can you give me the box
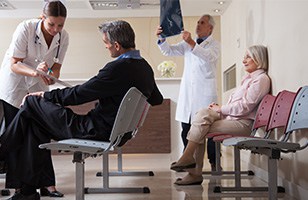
[171,45,271,185]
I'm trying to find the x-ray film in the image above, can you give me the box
[160,0,184,38]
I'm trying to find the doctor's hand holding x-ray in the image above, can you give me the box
[156,26,196,49]
[0,0,69,198]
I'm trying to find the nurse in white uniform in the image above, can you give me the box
[0,2,69,108]
[0,0,68,198]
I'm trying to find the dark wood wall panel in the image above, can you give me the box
[121,99,171,153]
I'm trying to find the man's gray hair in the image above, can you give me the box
[202,14,215,29]
[99,20,135,49]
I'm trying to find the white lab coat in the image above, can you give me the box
[0,19,69,108]
[158,35,220,123]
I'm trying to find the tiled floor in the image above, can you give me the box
[0,153,296,200]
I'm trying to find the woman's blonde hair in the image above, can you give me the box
[247,45,268,71]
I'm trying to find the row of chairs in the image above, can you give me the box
[206,86,308,200]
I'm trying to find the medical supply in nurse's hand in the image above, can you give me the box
[47,68,53,75]
[17,61,72,87]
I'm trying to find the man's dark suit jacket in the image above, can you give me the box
[44,57,163,141]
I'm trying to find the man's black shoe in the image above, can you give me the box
[40,187,64,197]
[7,192,40,200]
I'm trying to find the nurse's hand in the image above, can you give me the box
[20,91,44,107]
[46,78,55,85]
[36,62,50,85]
[36,62,48,73]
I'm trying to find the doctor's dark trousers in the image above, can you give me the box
[0,96,97,188]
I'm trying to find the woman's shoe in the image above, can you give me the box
[174,176,203,185]
[40,187,64,198]
[170,161,196,172]
[171,162,185,172]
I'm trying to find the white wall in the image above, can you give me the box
[221,0,308,198]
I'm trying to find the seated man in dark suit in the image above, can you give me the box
[0,20,163,200]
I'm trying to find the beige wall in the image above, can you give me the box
[0,16,222,106]
[0,16,221,79]
[0,15,221,164]
[221,0,308,198]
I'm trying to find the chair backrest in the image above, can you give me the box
[286,86,308,132]
[285,86,308,150]
[266,90,297,137]
[252,94,276,130]
[108,87,150,150]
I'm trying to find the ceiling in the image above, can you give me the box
[0,0,231,18]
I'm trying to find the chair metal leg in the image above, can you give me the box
[96,148,154,177]
[213,146,264,192]
[203,142,254,176]
[214,146,268,192]
[86,152,150,194]
[213,148,285,197]
[73,152,86,200]
[268,157,278,200]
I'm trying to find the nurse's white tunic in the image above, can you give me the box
[158,35,220,123]
[0,19,69,108]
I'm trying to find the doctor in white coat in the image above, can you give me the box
[0,1,68,198]
[156,14,220,170]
